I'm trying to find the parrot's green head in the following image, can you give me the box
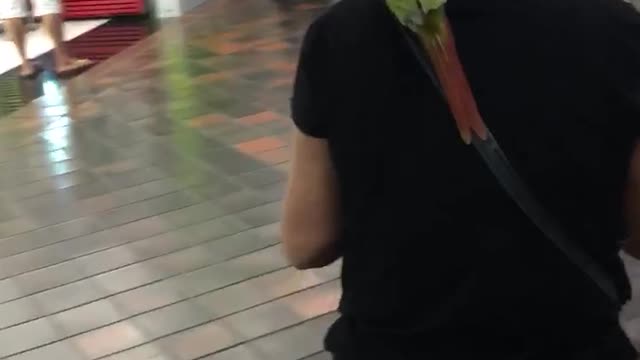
[386,0,447,34]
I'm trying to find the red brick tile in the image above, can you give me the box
[257,42,289,52]
[234,137,286,154]
[219,31,243,41]
[255,147,290,165]
[188,114,228,128]
[295,3,325,10]
[268,78,294,89]
[94,160,139,174]
[193,72,231,84]
[74,322,147,358]
[267,61,297,73]
[213,42,246,55]
[238,111,281,126]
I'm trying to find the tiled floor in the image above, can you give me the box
[0,0,337,358]
[0,17,156,118]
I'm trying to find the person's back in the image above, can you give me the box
[283,0,640,358]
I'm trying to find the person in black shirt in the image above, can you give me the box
[281,0,640,358]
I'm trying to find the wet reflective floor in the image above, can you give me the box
[0,0,337,359]
[0,17,156,118]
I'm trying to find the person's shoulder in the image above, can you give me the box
[517,0,639,51]
[305,0,392,48]
[605,0,640,30]
[572,0,640,60]
[568,0,640,31]
[466,0,624,28]
[316,0,385,26]
[595,0,640,20]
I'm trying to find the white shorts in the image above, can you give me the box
[0,0,61,19]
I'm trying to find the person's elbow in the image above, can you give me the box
[280,130,340,269]
[281,222,338,270]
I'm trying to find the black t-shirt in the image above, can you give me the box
[292,0,640,356]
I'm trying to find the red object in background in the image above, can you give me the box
[66,24,150,61]
[62,0,146,19]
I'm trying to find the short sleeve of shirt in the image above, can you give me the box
[604,1,640,136]
[291,16,332,138]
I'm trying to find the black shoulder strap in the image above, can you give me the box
[394,15,621,305]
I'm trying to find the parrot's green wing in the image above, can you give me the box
[386,0,423,29]
[418,0,447,12]
[386,0,447,31]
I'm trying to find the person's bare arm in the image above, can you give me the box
[281,130,340,270]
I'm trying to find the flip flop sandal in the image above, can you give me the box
[56,59,95,77]
[19,64,43,80]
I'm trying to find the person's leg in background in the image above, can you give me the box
[33,0,93,75]
[1,0,36,77]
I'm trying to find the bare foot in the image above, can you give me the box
[19,62,36,78]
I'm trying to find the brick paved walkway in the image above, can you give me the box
[0,0,337,358]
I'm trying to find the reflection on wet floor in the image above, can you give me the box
[0,17,156,118]
[0,1,338,359]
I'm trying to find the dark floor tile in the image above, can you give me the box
[97,191,196,229]
[256,118,293,137]
[0,217,39,239]
[214,190,272,214]
[191,179,244,200]
[32,278,110,317]
[158,201,225,228]
[0,215,169,281]
[301,352,332,360]
[0,317,60,357]
[102,166,167,190]
[203,149,267,175]
[203,315,336,360]
[1,341,85,360]
[169,99,216,121]
[236,201,282,227]
[233,166,287,189]
[0,229,115,280]
[55,181,112,200]
[2,179,54,200]
[53,300,124,337]
[0,296,40,330]
[0,278,23,304]
[148,280,339,360]
[113,178,184,205]
[188,46,217,60]
[0,203,17,223]
[185,215,251,242]
[0,217,99,260]
[208,127,265,146]
[134,264,338,348]
[258,181,286,202]
[14,255,112,300]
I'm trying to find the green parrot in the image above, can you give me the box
[386,0,488,144]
